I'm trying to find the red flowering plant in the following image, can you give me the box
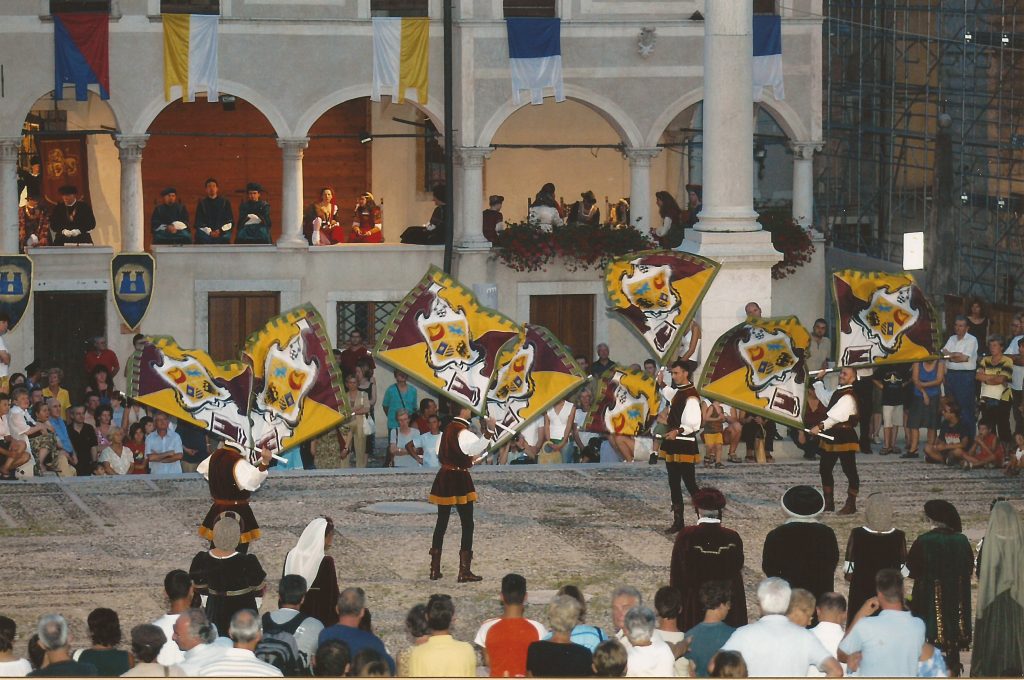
[492,221,658,272]
[759,209,816,280]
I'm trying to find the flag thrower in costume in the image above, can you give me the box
[583,366,666,438]
[374,266,521,414]
[831,269,942,368]
[605,250,720,365]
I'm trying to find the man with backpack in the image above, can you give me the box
[257,575,324,676]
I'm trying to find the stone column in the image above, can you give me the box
[626,148,661,233]
[115,134,148,252]
[277,137,309,248]
[454,146,492,250]
[790,141,821,228]
[0,138,21,254]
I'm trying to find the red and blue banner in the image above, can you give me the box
[54,13,110,101]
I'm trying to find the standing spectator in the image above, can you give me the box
[907,500,974,676]
[145,412,183,475]
[0,615,32,676]
[843,492,907,625]
[382,370,418,439]
[977,335,1013,443]
[195,610,281,677]
[42,370,70,415]
[1005,314,1024,434]
[785,589,816,628]
[153,570,193,667]
[396,605,429,677]
[387,409,422,468]
[74,608,131,676]
[262,575,324,672]
[28,614,98,677]
[190,514,267,636]
[407,594,475,677]
[719,578,842,678]
[285,517,340,627]
[525,595,593,677]
[311,640,349,677]
[194,178,234,245]
[337,330,376,378]
[924,399,973,464]
[964,298,990,354]
[544,399,576,464]
[339,374,371,468]
[873,364,908,455]
[19,194,49,250]
[707,651,746,678]
[611,586,655,648]
[418,414,442,468]
[177,420,209,473]
[0,312,10,381]
[838,569,926,677]
[413,398,437,433]
[942,316,979,435]
[683,184,703,230]
[904,358,945,458]
[235,183,272,244]
[590,344,615,379]
[482,195,505,244]
[621,606,674,677]
[475,573,546,678]
[121,625,183,677]
[83,338,119,383]
[318,588,395,674]
[762,486,840,601]
[683,581,736,679]
[67,406,98,477]
[971,501,1024,677]
[807,319,831,373]
[808,593,846,677]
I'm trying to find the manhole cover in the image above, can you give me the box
[360,501,436,515]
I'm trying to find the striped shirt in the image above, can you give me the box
[196,648,282,677]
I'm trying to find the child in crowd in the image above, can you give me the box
[960,422,1005,470]
[703,400,725,469]
[1005,430,1023,476]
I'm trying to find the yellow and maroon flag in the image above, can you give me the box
[699,316,810,430]
[374,266,521,414]
[832,269,941,367]
[605,250,720,365]
[583,366,661,436]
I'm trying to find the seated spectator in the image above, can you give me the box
[27,634,44,673]
[285,517,340,628]
[924,400,972,464]
[173,609,231,676]
[407,594,475,677]
[476,573,546,677]
[85,366,115,407]
[0,392,32,481]
[543,584,606,652]
[785,588,816,628]
[708,650,746,678]
[42,369,71,416]
[400,185,446,245]
[621,606,675,677]
[961,421,1005,469]
[318,588,395,675]
[96,427,132,476]
[153,570,193,667]
[28,614,98,677]
[194,178,233,245]
[592,639,628,677]
[68,406,99,477]
[652,586,694,676]
[567,190,600,226]
[31,401,74,477]
[482,195,505,244]
[611,586,662,650]
[525,595,593,677]
[684,581,736,678]
[50,184,96,245]
[528,183,564,230]
[719,578,842,677]
[838,569,926,677]
[73,607,131,676]
[349,192,383,244]
[8,387,44,474]
[235,183,272,245]
[196,610,281,677]
[0,614,33,676]
[808,593,846,677]
[121,625,184,677]
[261,575,324,672]
[351,648,392,677]
[125,423,148,475]
[312,640,350,677]
[151,187,191,245]
[396,605,429,677]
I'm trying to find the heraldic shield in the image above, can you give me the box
[111,253,155,330]
[0,255,33,332]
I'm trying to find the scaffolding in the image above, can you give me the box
[820,0,1024,305]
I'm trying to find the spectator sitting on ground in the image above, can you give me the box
[525,595,593,677]
[808,593,846,677]
[543,584,606,652]
[708,650,747,678]
[28,614,98,677]
[262,575,323,672]
[173,608,231,676]
[475,573,547,677]
[407,594,475,677]
[0,615,33,676]
[318,588,395,675]
[196,610,282,677]
[592,639,628,677]
[73,607,132,676]
[785,589,816,628]
[153,570,193,667]
[684,581,735,678]
[121,625,184,677]
[312,640,350,677]
[622,606,676,677]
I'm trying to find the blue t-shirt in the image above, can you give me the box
[543,623,606,652]
[318,624,395,674]
[382,384,418,430]
[838,610,925,677]
[684,621,735,678]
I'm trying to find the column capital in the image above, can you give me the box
[277,137,310,155]
[789,141,823,161]
[455,146,493,167]
[0,138,22,160]
[115,134,149,160]
[624,147,662,166]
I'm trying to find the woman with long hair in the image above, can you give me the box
[971,501,1024,677]
[654,191,685,248]
[285,516,340,627]
[304,187,342,245]
[85,365,114,406]
[74,608,133,676]
[350,192,384,243]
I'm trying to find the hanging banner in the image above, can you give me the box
[605,250,720,365]
[0,255,33,332]
[698,315,810,430]
[38,136,89,207]
[111,253,155,331]
[583,365,661,436]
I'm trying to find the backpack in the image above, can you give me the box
[256,611,307,676]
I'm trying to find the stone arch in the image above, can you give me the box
[476,84,644,149]
[294,84,444,138]
[131,79,291,137]
[12,88,126,137]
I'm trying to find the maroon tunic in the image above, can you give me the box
[199,447,260,544]
[670,522,748,630]
[428,418,478,505]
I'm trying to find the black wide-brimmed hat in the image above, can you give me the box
[924,499,962,533]
[581,190,596,203]
[781,485,825,518]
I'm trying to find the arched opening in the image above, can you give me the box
[141,95,281,249]
[20,90,121,248]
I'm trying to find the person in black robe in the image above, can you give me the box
[194,178,234,244]
[762,485,840,601]
[670,487,747,631]
[189,513,266,635]
[150,187,191,244]
[843,492,907,626]
[50,185,96,245]
[401,184,446,245]
[235,182,272,244]
[482,194,504,244]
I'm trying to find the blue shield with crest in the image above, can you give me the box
[0,255,33,331]
[111,253,155,330]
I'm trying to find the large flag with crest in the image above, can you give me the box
[832,269,941,367]
[699,316,810,430]
[485,324,587,446]
[127,304,347,454]
[375,266,521,414]
[583,366,661,437]
[605,250,720,365]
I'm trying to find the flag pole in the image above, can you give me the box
[441,0,455,274]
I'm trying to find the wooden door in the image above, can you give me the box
[529,294,594,360]
[34,291,106,404]
[208,292,280,361]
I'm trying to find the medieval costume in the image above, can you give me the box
[189,513,267,635]
[609,197,630,227]
[150,187,191,245]
[682,184,702,230]
[971,501,1024,677]
[427,412,493,582]
[482,195,505,244]
[402,185,446,245]
[669,488,747,631]
[654,191,685,249]
[907,500,974,677]
[235,183,272,244]
[18,199,49,251]
[50,185,96,245]
[843,493,907,626]
[762,485,840,601]
[194,194,234,244]
[659,360,702,533]
[197,443,269,547]
[350,192,383,243]
[567,191,601,226]
[285,517,341,627]
[812,375,861,514]
[304,197,342,244]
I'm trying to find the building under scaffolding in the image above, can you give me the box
[820,0,1024,306]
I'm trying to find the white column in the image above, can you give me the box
[277,137,309,248]
[115,134,148,252]
[454,146,492,250]
[0,138,20,254]
[626,148,660,232]
[790,141,821,228]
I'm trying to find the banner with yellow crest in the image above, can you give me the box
[583,366,662,436]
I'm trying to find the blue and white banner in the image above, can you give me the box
[507,18,564,105]
[753,15,784,102]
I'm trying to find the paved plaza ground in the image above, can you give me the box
[1,456,1020,669]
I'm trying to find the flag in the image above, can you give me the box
[375,266,521,414]
[371,17,430,105]
[605,250,720,365]
[127,304,348,454]
[507,18,564,105]
[583,366,661,437]
[699,316,810,430]
[163,13,219,102]
[53,13,109,101]
[832,269,942,367]
[486,324,587,446]
[753,15,784,102]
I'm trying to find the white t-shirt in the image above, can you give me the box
[7,405,34,453]
[473,617,547,647]
[0,335,9,378]
[99,445,133,475]
[0,658,32,676]
[153,613,186,666]
[942,333,979,371]
[625,639,676,677]
[418,431,442,468]
[808,621,846,677]
[390,427,422,467]
[1005,335,1024,391]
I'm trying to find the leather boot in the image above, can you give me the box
[823,486,835,512]
[837,490,858,515]
[665,504,685,533]
[428,548,443,580]
[457,550,482,582]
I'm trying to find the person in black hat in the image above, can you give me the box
[401,184,446,245]
[658,359,703,533]
[670,487,747,631]
[18,192,49,251]
[810,366,861,514]
[50,185,97,246]
[568,190,601,226]
[235,182,272,244]
[482,195,505,244]
[194,178,233,244]
[907,499,974,676]
[17,155,41,207]
[683,184,703,230]
[150,187,191,245]
[762,485,840,601]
